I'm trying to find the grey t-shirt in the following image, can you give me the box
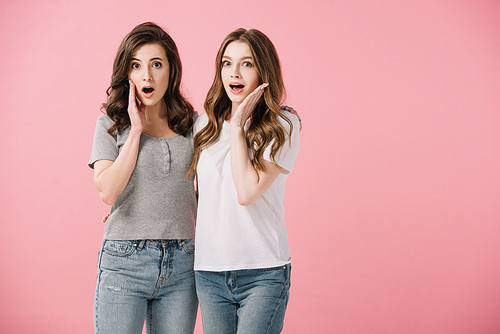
[89,114,196,240]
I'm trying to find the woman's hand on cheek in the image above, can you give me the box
[231,83,268,128]
[128,80,146,132]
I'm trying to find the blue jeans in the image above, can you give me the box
[93,239,198,334]
[195,264,291,334]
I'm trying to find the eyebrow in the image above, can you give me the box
[222,56,253,60]
[131,57,164,62]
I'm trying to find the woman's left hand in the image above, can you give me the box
[230,83,268,128]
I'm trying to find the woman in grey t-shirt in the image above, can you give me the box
[89,22,197,334]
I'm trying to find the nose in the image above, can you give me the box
[143,67,152,82]
[231,66,241,78]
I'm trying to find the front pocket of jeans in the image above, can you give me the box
[252,266,290,299]
[102,240,137,257]
[180,239,195,255]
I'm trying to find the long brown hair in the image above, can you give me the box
[188,28,293,176]
[102,22,194,136]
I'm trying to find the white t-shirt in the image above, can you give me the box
[193,112,300,271]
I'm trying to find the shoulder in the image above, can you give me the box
[96,113,114,128]
[93,114,119,139]
[277,111,300,134]
[196,112,208,124]
[193,112,209,134]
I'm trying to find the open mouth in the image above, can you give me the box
[229,84,245,93]
[141,86,155,98]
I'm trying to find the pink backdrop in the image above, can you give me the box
[1,0,499,333]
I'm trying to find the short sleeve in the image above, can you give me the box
[193,112,209,135]
[88,114,119,169]
[263,113,300,174]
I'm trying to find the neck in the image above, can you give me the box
[144,99,168,123]
[141,99,177,138]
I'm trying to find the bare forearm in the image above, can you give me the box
[230,126,281,206]
[94,129,142,205]
[230,126,260,204]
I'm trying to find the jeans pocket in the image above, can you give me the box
[180,239,195,255]
[102,240,138,257]
[256,264,291,299]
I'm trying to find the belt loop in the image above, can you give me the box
[136,240,146,251]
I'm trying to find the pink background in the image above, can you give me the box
[1,0,499,333]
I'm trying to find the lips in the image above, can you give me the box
[142,86,155,98]
[229,83,245,94]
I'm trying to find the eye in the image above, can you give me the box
[131,62,140,70]
[152,61,162,68]
[222,60,231,67]
[242,61,253,67]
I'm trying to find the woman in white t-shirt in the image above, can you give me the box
[188,28,301,334]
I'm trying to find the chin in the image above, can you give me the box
[140,100,158,107]
[230,95,245,104]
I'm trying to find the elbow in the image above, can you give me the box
[94,181,118,206]
[236,193,257,207]
[99,191,117,206]
[238,199,253,207]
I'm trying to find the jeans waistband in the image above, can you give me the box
[137,239,185,250]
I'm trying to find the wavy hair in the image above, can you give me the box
[188,28,292,176]
[102,22,193,136]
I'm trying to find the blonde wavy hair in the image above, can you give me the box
[188,28,293,176]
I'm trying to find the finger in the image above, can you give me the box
[243,83,267,108]
[128,80,137,110]
[241,95,261,114]
[247,83,268,100]
[253,83,268,100]
[281,106,298,117]
[139,103,146,114]
[285,107,300,120]
[281,105,297,113]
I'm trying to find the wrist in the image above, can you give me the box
[230,116,247,129]
[129,127,143,137]
[230,123,245,133]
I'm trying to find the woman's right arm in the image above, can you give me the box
[94,81,146,205]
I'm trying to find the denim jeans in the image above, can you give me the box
[195,264,291,334]
[93,239,198,334]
